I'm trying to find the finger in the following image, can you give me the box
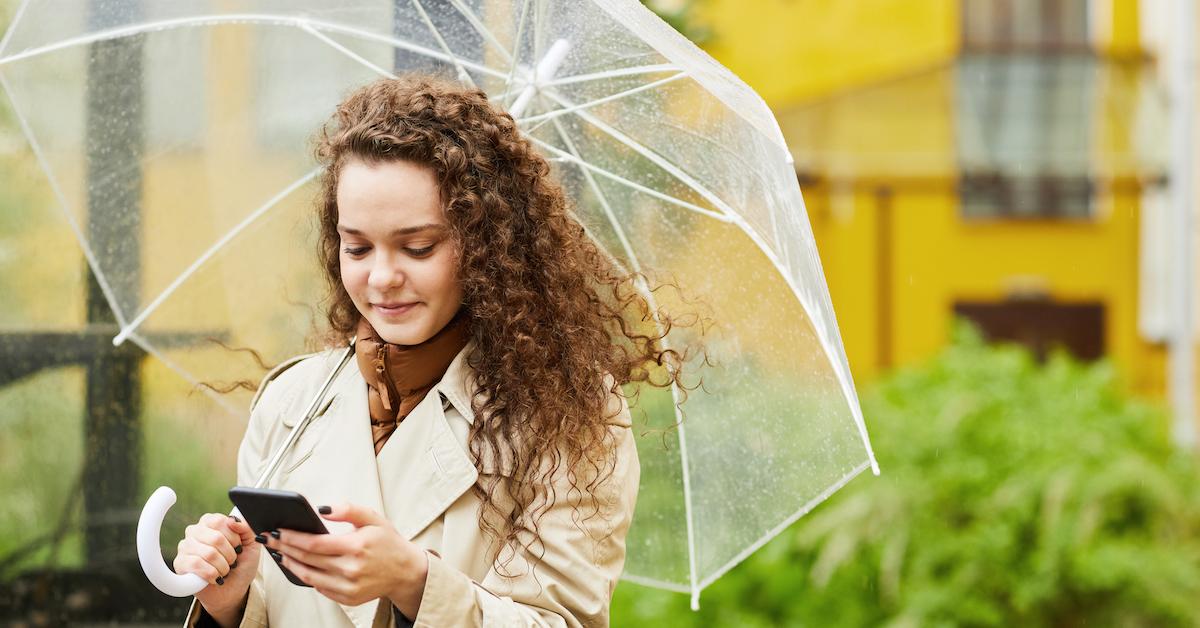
[275,543,342,572]
[196,513,241,557]
[183,524,234,569]
[227,516,257,547]
[278,554,360,606]
[181,535,233,576]
[174,554,224,587]
[270,528,356,556]
[177,540,230,583]
[198,512,229,530]
[192,525,238,567]
[317,502,386,528]
[203,514,242,550]
[276,553,334,591]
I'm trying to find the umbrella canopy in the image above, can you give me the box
[0,0,878,606]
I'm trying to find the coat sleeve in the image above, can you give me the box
[183,356,309,628]
[411,403,641,628]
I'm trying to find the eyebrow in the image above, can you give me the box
[336,223,446,237]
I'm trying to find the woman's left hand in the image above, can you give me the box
[263,503,428,617]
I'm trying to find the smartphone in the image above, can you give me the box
[228,486,329,587]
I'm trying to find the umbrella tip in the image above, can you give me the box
[112,329,129,347]
[690,590,700,611]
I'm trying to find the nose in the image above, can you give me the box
[367,252,405,291]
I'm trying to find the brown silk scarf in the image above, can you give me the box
[354,312,469,454]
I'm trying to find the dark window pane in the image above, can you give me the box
[959,173,1092,219]
[955,301,1105,361]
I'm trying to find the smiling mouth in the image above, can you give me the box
[373,302,419,315]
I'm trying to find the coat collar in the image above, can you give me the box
[308,341,480,530]
[432,341,478,425]
[279,343,479,628]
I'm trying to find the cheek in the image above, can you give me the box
[339,258,367,296]
[426,252,462,300]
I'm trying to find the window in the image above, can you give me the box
[954,300,1105,361]
[955,55,1097,219]
[960,172,1093,219]
[962,0,1091,53]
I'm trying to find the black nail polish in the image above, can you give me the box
[318,506,332,515]
[216,576,224,586]
[232,516,241,523]
[230,560,237,569]
[270,550,282,562]
[270,530,280,539]
[254,534,267,544]
[235,545,243,554]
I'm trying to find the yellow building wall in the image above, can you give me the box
[698,0,1165,397]
[698,0,1144,108]
[696,0,959,106]
[1094,0,1142,57]
[805,185,884,382]
[809,179,1166,396]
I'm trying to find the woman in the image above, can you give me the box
[172,75,691,627]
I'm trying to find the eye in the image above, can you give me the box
[342,246,370,257]
[405,244,435,257]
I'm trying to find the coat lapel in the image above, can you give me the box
[376,346,479,540]
[283,361,386,522]
[280,360,385,628]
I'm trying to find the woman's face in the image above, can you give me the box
[336,158,463,345]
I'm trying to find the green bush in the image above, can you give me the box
[612,324,1200,627]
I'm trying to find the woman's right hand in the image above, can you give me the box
[174,513,261,625]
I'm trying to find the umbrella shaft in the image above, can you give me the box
[253,339,357,489]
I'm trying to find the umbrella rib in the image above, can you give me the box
[0,72,129,329]
[548,117,643,274]
[123,331,244,418]
[695,460,874,594]
[0,14,506,80]
[445,0,513,64]
[546,113,702,606]
[532,0,545,66]
[540,88,739,221]
[410,0,477,89]
[654,116,788,262]
[527,136,731,223]
[542,63,682,88]
[729,211,881,478]
[310,17,503,79]
[518,71,688,130]
[111,168,320,347]
[541,89,878,480]
[0,0,31,57]
[619,573,691,594]
[301,23,396,79]
[502,0,532,107]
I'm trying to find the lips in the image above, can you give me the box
[373,302,419,316]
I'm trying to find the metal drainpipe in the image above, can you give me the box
[1168,0,1198,448]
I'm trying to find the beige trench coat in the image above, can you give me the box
[184,344,640,628]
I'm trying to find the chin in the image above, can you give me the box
[373,325,429,346]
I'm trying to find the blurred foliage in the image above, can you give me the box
[613,323,1200,626]
[0,365,232,576]
[640,0,712,45]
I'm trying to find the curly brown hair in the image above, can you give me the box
[313,74,696,557]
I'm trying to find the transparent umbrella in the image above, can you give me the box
[0,0,878,607]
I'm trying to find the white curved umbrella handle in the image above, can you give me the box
[135,344,356,597]
[137,486,207,597]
